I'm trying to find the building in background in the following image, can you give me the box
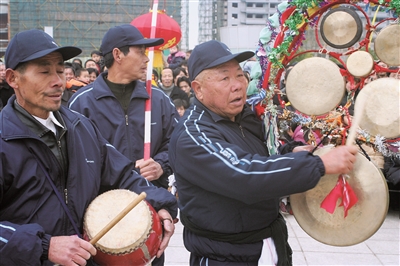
[198,0,283,52]
[0,0,8,57]
[1,0,181,57]
[196,0,393,53]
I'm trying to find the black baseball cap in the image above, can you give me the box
[100,24,164,55]
[5,29,82,70]
[188,40,255,81]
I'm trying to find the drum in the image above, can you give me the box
[346,51,374,78]
[290,146,389,246]
[286,57,345,115]
[356,77,400,138]
[374,24,400,66]
[83,189,162,266]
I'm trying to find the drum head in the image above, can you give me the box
[374,24,400,66]
[84,189,152,255]
[286,57,345,115]
[356,77,400,138]
[320,7,363,49]
[346,51,374,78]
[290,146,389,246]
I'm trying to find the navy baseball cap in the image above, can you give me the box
[100,24,164,55]
[5,29,82,70]
[188,40,255,81]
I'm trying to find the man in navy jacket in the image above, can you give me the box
[69,24,179,190]
[168,40,358,265]
[0,29,177,266]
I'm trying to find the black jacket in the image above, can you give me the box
[169,99,325,262]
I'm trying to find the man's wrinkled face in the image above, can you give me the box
[6,52,66,119]
[192,60,248,121]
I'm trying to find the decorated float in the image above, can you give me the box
[248,0,400,246]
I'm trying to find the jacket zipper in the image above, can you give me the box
[239,125,245,138]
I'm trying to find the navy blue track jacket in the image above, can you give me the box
[68,73,179,188]
[169,99,325,262]
[0,97,177,265]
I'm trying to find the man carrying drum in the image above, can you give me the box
[0,29,177,266]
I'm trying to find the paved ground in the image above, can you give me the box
[164,209,400,266]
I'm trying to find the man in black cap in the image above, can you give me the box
[168,40,358,265]
[69,24,178,191]
[68,24,179,265]
[0,29,177,265]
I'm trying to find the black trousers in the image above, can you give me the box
[190,254,258,266]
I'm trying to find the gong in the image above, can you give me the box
[290,146,389,246]
[320,7,363,49]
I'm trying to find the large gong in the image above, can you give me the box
[290,146,389,246]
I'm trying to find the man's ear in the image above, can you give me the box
[112,47,123,63]
[5,69,18,90]
[191,80,203,101]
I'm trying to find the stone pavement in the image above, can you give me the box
[164,210,400,266]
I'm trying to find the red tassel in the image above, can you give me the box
[340,178,358,218]
[320,177,343,214]
[320,175,358,218]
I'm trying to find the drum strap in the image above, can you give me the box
[29,148,82,238]
[180,212,292,265]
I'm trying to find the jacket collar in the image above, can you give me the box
[193,98,251,123]
[0,95,78,140]
[90,72,150,101]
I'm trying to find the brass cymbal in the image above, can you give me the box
[290,146,389,246]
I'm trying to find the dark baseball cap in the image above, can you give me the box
[5,29,82,70]
[100,24,164,55]
[188,40,255,81]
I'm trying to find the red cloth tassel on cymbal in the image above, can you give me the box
[320,175,358,218]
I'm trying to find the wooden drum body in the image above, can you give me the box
[83,189,162,266]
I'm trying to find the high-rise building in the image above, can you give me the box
[1,0,182,57]
[197,0,393,53]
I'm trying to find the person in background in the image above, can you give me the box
[87,67,99,83]
[84,59,98,70]
[64,63,76,82]
[173,98,188,117]
[165,45,186,69]
[72,58,83,68]
[0,61,14,109]
[152,69,160,87]
[63,67,88,105]
[74,68,90,86]
[173,66,188,86]
[177,76,194,106]
[0,28,177,266]
[159,67,189,104]
[180,59,189,76]
[168,40,358,266]
[90,50,103,73]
